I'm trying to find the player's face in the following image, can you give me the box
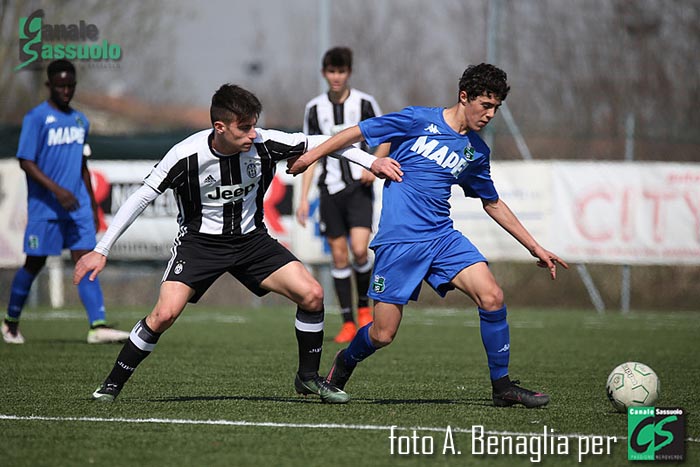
[215,116,258,154]
[462,92,502,132]
[322,66,351,93]
[47,71,76,111]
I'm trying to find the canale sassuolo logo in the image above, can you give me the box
[16,9,122,71]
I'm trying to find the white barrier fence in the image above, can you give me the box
[1,159,699,268]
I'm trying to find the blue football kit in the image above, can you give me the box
[17,101,95,254]
[359,106,498,304]
[342,105,510,382]
[8,101,105,327]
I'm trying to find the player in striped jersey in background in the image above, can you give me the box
[74,84,402,404]
[296,47,390,343]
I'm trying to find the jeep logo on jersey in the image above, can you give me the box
[205,183,256,201]
[410,136,469,178]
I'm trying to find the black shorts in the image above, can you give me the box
[162,229,297,303]
[319,182,373,238]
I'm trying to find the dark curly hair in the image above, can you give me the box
[210,84,262,125]
[458,63,509,102]
[322,46,353,70]
[47,59,76,79]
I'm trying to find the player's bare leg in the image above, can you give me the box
[328,302,403,391]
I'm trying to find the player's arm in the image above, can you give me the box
[295,104,318,227]
[16,112,78,210]
[359,142,391,186]
[297,126,364,168]
[295,162,317,227]
[19,159,79,211]
[482,198,569,279]
[73,184,159,284]
[81,154,100,229]
[373,142,391,158]
[289,127,402,181]
[17,112,80,210]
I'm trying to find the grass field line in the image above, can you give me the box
[21,310,247,324]
[1,414,698,443]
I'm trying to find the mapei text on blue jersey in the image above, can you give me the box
[410,135,469,178]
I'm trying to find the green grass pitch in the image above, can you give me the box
[1,306,697,466]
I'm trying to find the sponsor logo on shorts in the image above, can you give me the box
[28,235,39,250]
[372,275,386,293]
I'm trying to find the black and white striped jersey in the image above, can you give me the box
[303,88,382,195]
[143,128,307,236]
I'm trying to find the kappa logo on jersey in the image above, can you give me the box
[202,175,217,185]
[372,275,386,293]
[205,183,256,202]
[44,114,56,125]
[410,135,469,178]
[47,126,86,146]
[424,123,441,134]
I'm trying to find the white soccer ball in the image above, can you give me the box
[606,362,660,412]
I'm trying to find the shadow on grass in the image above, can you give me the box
[39,339,126,346]
[148,395,495,406]
[150,395,326,404]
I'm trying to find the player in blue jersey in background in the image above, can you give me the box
[288,63,569,408]
[2,59,129,345]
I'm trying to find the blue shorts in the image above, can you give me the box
[368,230,487,305]
[24,219,97,256]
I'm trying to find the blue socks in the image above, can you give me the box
[339,308,509,382]
[7,266,106,328]
[77,275,106,327]
[479,306,510,381]
[343,324,376,368]
[6,268,36,321]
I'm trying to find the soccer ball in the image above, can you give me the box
[606,362,660,412]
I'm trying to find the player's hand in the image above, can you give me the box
[287,154,312,175]
[56,187,79,211]
[73,251,107,284]
[360,169,376,186]
[531,246,569,280]
[370,158,403,182]
[295,200,309,227]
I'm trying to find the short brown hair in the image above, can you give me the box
[322,47,353,70]
[210,84,262,125]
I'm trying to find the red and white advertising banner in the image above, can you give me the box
[449,161,553,262]
[1,159,698,267]
[550,162,700,265]
[0,160,28,267]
